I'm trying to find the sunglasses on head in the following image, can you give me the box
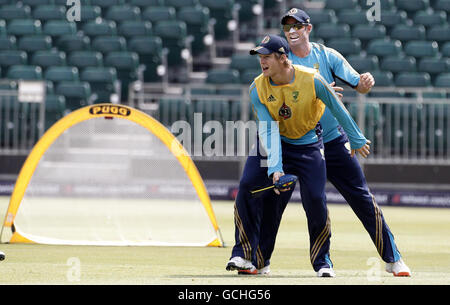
[282,23,308,32]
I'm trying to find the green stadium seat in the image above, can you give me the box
[359,0,394,10]
[395,72,431,87]
[31,50,66,69]
[198,0,235,40]
[0,20,5,36]
[130,0,165,7]
[56,34,90,52]
[380,56,416,73]
[153,20,187,66]
[206,69,240,84]
[324,0,357,11]
[306,9,336,24]
[240,69,260,85]
[351,24,386,46]
[0,50,28,71]
[128,36,163,82]
[367,38,402,58]
[326,38,361,56]
[82,19,117,37]
[177,6,210,55]
[404,41,439,58]
[230,53,260,73]
[43,20,77,37]
[80,67,118,103]
[396,0,429,13]
[55,81,92,110]
[92,36,127,53]
[390,25,426,42]
[0,36,17,51]
[118,20,152,38]
[347,54,379,72]
[7,19,42,37]
[371,70,394,86]
[427,25,450,42]
[7,65,42,80]
[79,5,102,24]
[0,4,31,20]
[418,58,450,76]
[142,6,176,24]
[337,8,369,25]
[104,51,141,101]
[379,10,408,29]
[105,5,141,23]
[44,94,66,130]
[235,0,259,22]
[315,23,350,40]
[442,42,450,57]
[68,51,103,69]
[90,0,125,8]
[18,35,52,53]
[20,0,53,7]
[32,5,66,21]
[413,10,447,28]
[166,0,199,9]
[45,66,79,83]
[434,0,450,11]
[434,73,450,87]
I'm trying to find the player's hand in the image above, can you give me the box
[330,82,344,99]
[356,73,375,94]
[351,140,371,158]
[272,171,284,195]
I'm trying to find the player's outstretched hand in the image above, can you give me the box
[330,82,344,99]
[351,140,371,158]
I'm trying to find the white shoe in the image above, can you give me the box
[316,267,336,277]
[257,265,271,275]
[0,250,4,261]
[386,258,411,277]
[226,257,257,274]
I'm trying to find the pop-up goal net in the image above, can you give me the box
[1,104,223,247]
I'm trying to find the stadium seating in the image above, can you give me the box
[7,65,43,80]
[80,67,119,103]
[44,66,79,84]
[128,36,163,82]
[0,50,28,73]
[68,51,103,69]
[44,94,66,130]
[31,50,66,70]
[55,81,93,110]
[0,0,448,121]
[177,6,210,56]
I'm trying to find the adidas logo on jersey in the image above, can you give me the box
[267,95,277,102]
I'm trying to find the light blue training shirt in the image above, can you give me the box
[288,42,361,143]
[249,71,367,177]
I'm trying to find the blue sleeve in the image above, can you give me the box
[313,74,367,149]
[325,47,360,88]
[249,83,283,177]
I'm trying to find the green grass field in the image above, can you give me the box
[0,196,449,285]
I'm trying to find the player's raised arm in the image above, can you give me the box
[313,73,371,157]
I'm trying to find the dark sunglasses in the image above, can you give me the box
[282,23,308,32]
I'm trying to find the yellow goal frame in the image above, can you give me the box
[1,103,223,247]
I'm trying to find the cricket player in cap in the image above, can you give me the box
[226,34,371,277]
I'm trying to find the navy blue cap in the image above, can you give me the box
[281,8,311,25]
[250,35,289,55]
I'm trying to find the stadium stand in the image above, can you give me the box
[0,0,448,136]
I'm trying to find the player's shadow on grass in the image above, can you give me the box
[167,274,318,279]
